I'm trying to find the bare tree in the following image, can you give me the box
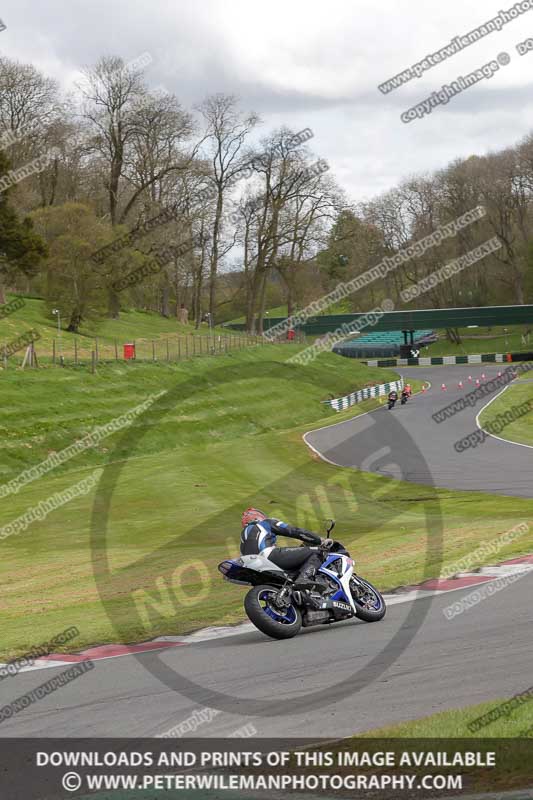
[0,57,60,163]
[119,90,194,223]
[474,150,526,304]
[79,56,148,226]
[276,172,341,317]
[238,130,337,332]
[197,94,259,319]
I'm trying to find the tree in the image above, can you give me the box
[30,202,122,331]
[318,210,386,311]
[276,171,341,317]
[122,90,193,215]
[80,56,148,227]
[240,129,336,332]
[0,56,60,165]
[197,94,259,318]
[476,150,529,305]
[0,151,47,303]
[0,57,74,212]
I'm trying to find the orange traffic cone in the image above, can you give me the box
[481,373,486,380]
[475,379,480,386]
[468,375,473,382]
[458,381,463,389]
[441,383,447,391]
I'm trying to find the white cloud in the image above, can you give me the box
[2,0,533,200]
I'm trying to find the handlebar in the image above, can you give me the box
[321,539,350,555]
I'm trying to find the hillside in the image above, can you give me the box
[0,295,253,363]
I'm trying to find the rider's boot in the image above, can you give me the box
[293,561,320,589]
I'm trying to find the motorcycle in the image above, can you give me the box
[218,521,386,640]
[387,393,397,410]
[400,390,409,405]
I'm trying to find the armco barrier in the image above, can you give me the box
[323,378,404,412]
[365,352,533,368]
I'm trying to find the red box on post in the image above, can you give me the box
[123,343,136,360]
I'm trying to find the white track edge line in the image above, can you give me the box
[4,565,529,675]
[475,380,533,450]
[302,378,431,469]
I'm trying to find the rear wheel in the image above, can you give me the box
[244,585,302,640]
[350,576,386,622]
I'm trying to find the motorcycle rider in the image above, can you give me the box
[388,389,398,404]
[240,508,332,587]
[404,383,412,397]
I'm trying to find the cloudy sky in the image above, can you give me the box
[2,0,533,204]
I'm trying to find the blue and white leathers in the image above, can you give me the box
[241,521,275,553]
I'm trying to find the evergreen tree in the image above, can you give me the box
[0,150,47,303]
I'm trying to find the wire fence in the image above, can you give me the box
[1,332,272,371]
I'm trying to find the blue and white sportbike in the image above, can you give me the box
[218,521,386,640]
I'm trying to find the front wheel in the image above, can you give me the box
[350,576,386,622]
[244,585,302,640]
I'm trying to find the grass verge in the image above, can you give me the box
[0,346,532,660]
[359,697,533,738]
[478,382,533,446]
[0,295,236,362]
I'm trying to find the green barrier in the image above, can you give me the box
[225,304,533,335]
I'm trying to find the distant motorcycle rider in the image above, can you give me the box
[240,508,332,587]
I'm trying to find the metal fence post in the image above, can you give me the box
[52,339,56,365]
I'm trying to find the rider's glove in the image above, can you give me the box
[320,538,334,549]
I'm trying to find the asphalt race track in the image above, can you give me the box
[0,364,531,738]
[0,574,531,738]
[307,365,533,498]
